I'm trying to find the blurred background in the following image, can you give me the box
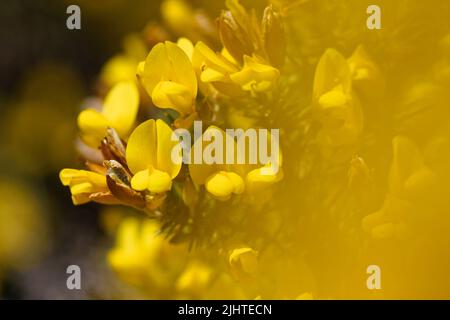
[0,0,174,299]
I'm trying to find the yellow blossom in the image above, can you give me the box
[78,81,139,147]
[59,168,117,205]
[362,136,437,239]
[126,119,182,194]
[245,163,283,195]
[100,34,147,88]
[108,217,187,290]
[229,247,258,280]
[347,45,385,99]
[192,41,242,97]
[100,56,138,88]
[137,41,197,116]
[193,41,280,97]
[243,134,284,200]
[189,126,283,201]
[188,126,245,201]
[176,261,213,295]
[177,37,194,61]
[313,48,363,147]
[230,55,280,94]
[0,182,49,270]
[108,217,162,273]
[161,0,196,36]
[218,0,285,69]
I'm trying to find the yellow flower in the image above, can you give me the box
[0,181,49,270]
[100,34,147,88]
[161,0,196,36]
[245,163,284,195]
[193,41,279,97]
[177,37,194,61]
[189,126,245,201]
[218,0,286,69]
[59,168,118,205]
[189,126,283,201]
[362,194,411,239]
[230,55,280,94]
[217,0,257,65]
[347,45,385,99]
[137,41,197,116]
[100,56,138,88]
[313,48,363,147]
[243,132,284,199]
[192,41,242,97]
[229,247,258,280]
[108,217,187,290]
[78,81,139,147]
[126,119,182,194]
[362,136,437,239]
[108,217,162,273]
[176,261,212,295]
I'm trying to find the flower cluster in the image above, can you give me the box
[60,0,284,218]
[58,0,450,299]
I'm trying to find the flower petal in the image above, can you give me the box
[165,41,198,95]
[177,37,194,61]
[140,43,172,95]
[126,120,157,174]
[313,48,352,101]
[77,109,110,147]
[60,168,107,188]
[246,165,283,193]
[152,81,194,115]
[155,119,182,179]
[102,81,139,137]
[389,136,424,194]
[130,169,150,191]
[147,168,173,193]
[205,171,244,201]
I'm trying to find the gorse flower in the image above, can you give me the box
[192,40,280,97]
[229,247,258,281]
[218,0,285,68]
[188,0,284,97]
[59,168,115,205]
[175,261,213,295]
[137,41,197,116]
[313,48,363,148]
[108,217,188,292]
[78,81,139,147]
[100,34,148,88]
[126,119,182,194]
[362,136,438,239]
[108,217,163,274]
[192,41,244,97]
[189,126,246,201]
[348,45,385,100]
[229,55,280,94]
[188,126,283,201]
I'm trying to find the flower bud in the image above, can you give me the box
[218,10,253,64]
[262,5,286,68]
